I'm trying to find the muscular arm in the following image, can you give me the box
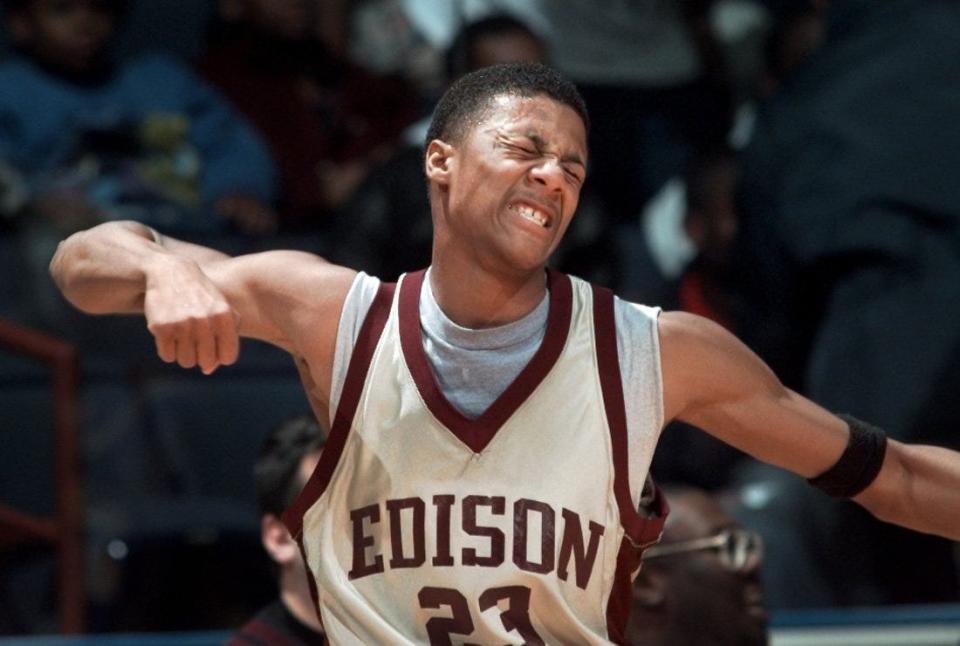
[50,221,356,418]
[659,311,960,540]
[50,221,231,314]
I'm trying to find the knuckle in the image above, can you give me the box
[147,320,171,335]
[168,319,190,335]
[192,316,214,333]
[214,307,235,325]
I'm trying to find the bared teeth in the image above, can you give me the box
[516,204,548,227]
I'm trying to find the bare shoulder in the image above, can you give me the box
[207,250,359,420]
[658,309,724,346]
[658,311,758,374]
[658,310,781,424]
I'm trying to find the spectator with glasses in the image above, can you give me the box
[627,485,767,646]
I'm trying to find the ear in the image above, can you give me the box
[261,513,300,566]
[425,139,456,188]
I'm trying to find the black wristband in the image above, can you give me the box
[807,415,888,498]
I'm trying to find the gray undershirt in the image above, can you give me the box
[419,269,549,418]
[329,270,664,507]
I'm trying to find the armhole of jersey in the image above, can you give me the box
[329,272,382,428]
[593,284,670,644]
[592,284,667,543]
[605,490,668,645]
[614,298,665,510]
[283,280,396,539]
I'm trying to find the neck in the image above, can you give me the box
[428,258,547,329]
[280,570,323,631]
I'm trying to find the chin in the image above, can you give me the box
[490,247,550,278]
[507,258,551,280]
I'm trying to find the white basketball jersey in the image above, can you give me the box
[284,269,667,645]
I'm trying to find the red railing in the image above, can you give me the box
[0,317,84,633]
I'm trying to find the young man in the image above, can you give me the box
[228,414,326,645]
[49,63,960,644]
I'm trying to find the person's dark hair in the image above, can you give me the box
[445,14,545,82]
[424,62,589,150]
[254,413,326,517]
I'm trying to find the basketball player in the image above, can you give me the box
[49,63,960,644]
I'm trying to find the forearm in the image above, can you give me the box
[855,440,960,540]
[49,221,212,314]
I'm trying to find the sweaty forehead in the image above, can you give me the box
[483,94,587,155]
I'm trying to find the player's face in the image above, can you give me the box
[18,0,116,74]
[437,94,587,277]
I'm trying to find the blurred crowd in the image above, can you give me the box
[1,0,959,637]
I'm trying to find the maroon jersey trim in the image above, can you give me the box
[398,268,573,454]
[591,284,668,541]
[604,536,644,645]
[592,284,669,640]
[282,280,396,539]
[602,487,670,643]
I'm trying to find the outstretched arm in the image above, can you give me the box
[659,311,960,540]
[50,221,231,316]
[49,221,356,418]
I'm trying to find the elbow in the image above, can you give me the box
[48,236,72,295]
[46,232,99,314]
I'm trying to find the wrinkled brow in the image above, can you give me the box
[524,133,586,168]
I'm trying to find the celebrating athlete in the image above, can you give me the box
[50,63,960,644]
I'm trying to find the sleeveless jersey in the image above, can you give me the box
[284,269,667,645]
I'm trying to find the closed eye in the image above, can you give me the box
[507,143,537,156]
[563,167,584,185]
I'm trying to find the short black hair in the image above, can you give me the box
[254,413,326,517]
[445,13,545,82]
[424,62,589,150]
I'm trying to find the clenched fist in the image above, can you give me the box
[144,255,240,374]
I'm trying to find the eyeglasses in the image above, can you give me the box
[642,527,763,573]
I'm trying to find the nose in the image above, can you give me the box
[527,158,564,192]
